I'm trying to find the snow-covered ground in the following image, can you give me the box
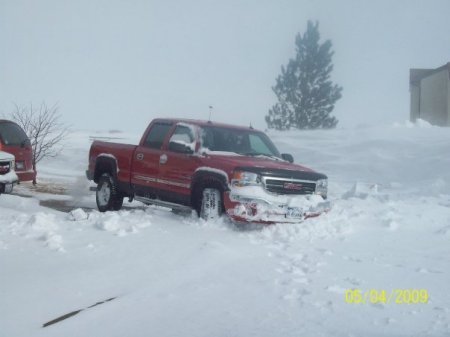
[1,121,449,337]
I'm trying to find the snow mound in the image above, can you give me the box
[89,210,152,236]
[393,118,433,128]
[7,212,67,252]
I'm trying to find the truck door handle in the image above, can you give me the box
[137,153,144,160]
[160,154,168,164]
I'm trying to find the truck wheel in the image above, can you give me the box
[96,173,123,212]
[200,188,222,221]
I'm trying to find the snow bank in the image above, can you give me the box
[393,118,434,128]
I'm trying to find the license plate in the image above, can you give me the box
[286,207,303,219]
[4,183,14,194]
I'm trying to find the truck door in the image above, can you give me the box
[131,121,173,198]
[158,123,200,206]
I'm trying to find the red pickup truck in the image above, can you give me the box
[0,120,36,183]
[86,118,329,223]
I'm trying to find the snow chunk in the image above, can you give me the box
[69,208,89,221]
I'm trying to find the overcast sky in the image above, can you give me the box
[1,0,450,132]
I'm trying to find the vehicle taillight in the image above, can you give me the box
[15,161,25,170]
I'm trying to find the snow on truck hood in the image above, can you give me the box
[0,151,14,161]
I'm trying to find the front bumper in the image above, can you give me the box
[15,169,36,182]
[223,186,331,224]
[0,170,19,194]
[86,169,94,181]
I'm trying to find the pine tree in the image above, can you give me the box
[266,21,342,130]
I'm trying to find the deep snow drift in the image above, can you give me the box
[1,122,449,337]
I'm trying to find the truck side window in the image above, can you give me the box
[143,123,172,149]
[200,128,215,150]
[169,125,194,145]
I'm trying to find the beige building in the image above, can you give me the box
[410,62,450,126]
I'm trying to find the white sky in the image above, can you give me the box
[1,0,450,132]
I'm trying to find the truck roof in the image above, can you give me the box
[151,118,263,132]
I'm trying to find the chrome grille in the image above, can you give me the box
[262,176,316,195]
[0,161,11,175]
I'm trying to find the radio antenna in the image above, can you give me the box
[208,105,213,122]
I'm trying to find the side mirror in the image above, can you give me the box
[168,141,194,154]
[281,153,294,163]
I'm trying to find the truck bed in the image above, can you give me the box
[88,140,137,184]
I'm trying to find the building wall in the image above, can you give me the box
[448,78,450,125]
[410,85,420,122]
[419,70,449,126]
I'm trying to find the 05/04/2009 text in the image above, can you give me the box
[344,289,429,304]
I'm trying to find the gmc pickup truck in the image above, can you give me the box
[86,119,329,223]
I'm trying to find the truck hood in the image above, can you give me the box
[201,152,327,181]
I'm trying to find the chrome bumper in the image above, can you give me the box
[227,189,331,223]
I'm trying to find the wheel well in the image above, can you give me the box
[191,173,228,214]
[94,157,117,183]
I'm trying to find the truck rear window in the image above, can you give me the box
[0,122,30,146]
[143,123,172,149]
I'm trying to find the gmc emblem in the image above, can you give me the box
[284,182,303,190]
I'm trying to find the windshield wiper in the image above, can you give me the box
[242,152,281,161]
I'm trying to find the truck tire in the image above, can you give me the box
[96,173,123,212]
[200,188,222,221]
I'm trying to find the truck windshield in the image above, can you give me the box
[200,126,281,158]
[0,122,30,146]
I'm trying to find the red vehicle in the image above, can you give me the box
[86,119,329,223]
[0,120,36,183]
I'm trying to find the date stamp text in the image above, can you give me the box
[344,289,428,304]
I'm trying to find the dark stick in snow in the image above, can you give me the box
[42,297,116,328]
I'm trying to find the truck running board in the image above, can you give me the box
[135,196,193,213]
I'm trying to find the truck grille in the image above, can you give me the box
[262,177,316,195]
[0,161,11,175]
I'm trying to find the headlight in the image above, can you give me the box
[315,178,328,197]
[231,171,261,187]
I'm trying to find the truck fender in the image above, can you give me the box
[190,168,230,211]
[94,154,119,183]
